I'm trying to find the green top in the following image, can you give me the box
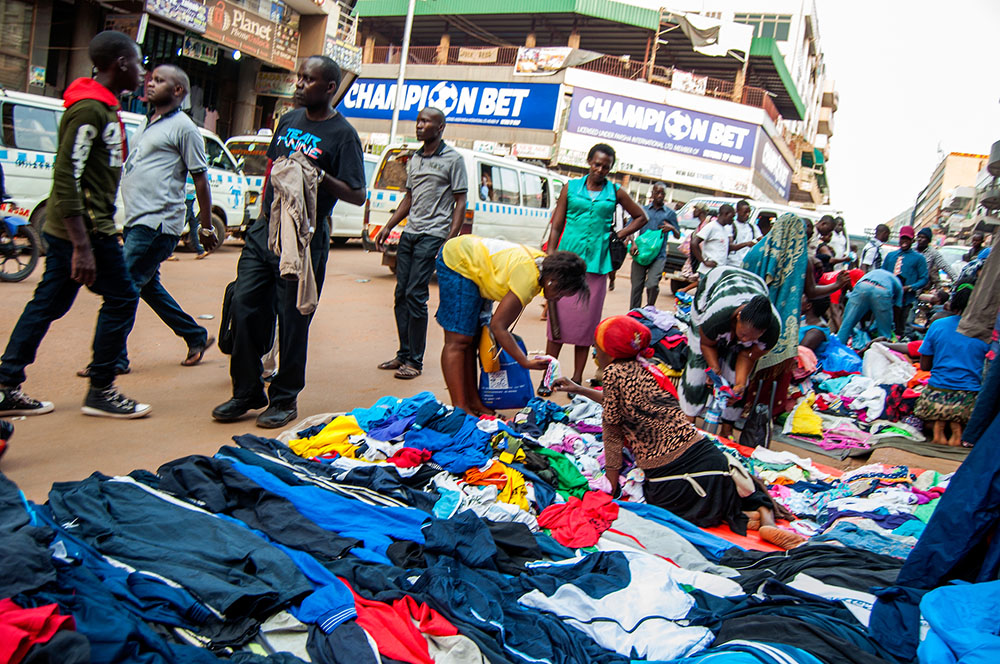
[557,176,619,275]
[44,98,124,240]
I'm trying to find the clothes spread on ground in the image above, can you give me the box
[0,390,959,664]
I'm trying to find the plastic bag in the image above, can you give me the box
[633,229,665,266]
[818,334,863,374]
[479,335,534,410]
[862,343,916,385]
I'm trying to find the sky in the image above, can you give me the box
[818,0,1000,233]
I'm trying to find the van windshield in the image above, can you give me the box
[374,149,412,190]
[227,141,269,175]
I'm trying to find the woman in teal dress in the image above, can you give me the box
[545,144,647,384]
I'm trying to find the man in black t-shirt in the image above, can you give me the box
[213,56,366,428]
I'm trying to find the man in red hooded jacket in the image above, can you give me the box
[0,30,152,419]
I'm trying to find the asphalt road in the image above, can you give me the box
[0,239,639,501]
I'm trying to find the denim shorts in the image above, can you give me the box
[435,253,489,337]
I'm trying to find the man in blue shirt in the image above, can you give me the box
[836,268,903,346]
[628,182,678,309]
[882,225,927,336]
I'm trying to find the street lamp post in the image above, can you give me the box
[389,0,418,145]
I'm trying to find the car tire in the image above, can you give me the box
[331,237,349,246]
[211,213,227,250]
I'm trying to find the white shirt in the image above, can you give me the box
[696,220,731,274]
[830,230,849,259]
[727,219,762,267]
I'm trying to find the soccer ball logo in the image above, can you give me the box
[663,111,692,141]
[427,82,459,115]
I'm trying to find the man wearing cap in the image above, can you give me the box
[883,225,929,336]
[915,228,957,286]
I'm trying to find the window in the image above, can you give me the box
[478,163,520,205]
[226,140,269,175]
[1,103,59,152]
[520,172,549,208]
[204,136,236,171]
[374,148,411,190]
[733,13,792,41]
[552,179,564,201]
[363,158,376,188]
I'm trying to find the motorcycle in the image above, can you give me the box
[0,201,40,283]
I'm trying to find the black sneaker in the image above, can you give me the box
[0,385,54,416]
[81,385,151,419]
[256,401,297,429]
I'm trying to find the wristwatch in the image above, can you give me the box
[198,226,215,237]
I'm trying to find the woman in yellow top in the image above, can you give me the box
[436,235,587,415]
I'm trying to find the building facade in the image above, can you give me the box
[4,0,337,139]
[912,152,988,233]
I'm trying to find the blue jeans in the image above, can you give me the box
[837,281,894,345]
[117,224,207,370]
[0,233,138,388]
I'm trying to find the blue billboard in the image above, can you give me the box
[338,78,560,131]
[567,88,757,167]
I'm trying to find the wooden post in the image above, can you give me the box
[363,33,375,63]
[568,29,581,49]
[436,32,450,65]
[733,57,748,104]
[526,32,537,48]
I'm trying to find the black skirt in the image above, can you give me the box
[643,438,771,535]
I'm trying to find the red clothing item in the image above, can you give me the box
[386,448,433,468]
[538,491,620,547]
[818,269,864,305]
[339,581,459,664]
[0,599,76,664]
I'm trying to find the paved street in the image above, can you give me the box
[0,239,638,501]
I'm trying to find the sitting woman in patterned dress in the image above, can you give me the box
[914,286,989,446]
[554,315,804,549]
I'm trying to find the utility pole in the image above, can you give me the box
[389,0,417,145]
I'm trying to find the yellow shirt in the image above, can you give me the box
[441,235,544,305]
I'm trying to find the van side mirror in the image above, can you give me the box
[235,157,245,172]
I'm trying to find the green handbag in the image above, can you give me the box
[633,229,665,266]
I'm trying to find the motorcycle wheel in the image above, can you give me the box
[0,223,40,283]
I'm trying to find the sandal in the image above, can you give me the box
[394,365,421,380]
[378,358,404,371]
[182,336,215,366]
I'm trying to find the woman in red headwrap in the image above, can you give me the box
[556,315,804,549]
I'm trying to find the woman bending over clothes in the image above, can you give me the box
[678,266,782,439]
[435,235,587,416]
[545,143,647,385]
[555,315,804,549]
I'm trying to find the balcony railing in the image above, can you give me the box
[368,45,783,123]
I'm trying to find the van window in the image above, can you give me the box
[204,137,237,171]
[520,172,549,208]
[1,103,59,153]
[552,180,564,202]
[227,140,269,175]
[480,163,519,205]
[374,148,411,191]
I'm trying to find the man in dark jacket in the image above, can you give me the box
[0,31,151,419]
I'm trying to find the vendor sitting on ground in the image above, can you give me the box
[914,286,988,446]
[554,315,803,549]
[799,296,832,353]
[435,235,587,416]
[678,266,781,439]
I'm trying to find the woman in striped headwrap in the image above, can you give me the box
[678,266,781,440]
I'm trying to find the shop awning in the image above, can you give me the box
[748,38,805,120]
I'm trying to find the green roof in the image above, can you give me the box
[353,0,659,30]
[748,37,805,120]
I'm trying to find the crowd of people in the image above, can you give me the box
[1,31,997,540]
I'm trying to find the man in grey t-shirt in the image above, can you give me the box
[81,65,218,378]
[376,107,468,379]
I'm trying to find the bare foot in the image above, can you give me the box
[759,526,806,550]
[745,513,761,531]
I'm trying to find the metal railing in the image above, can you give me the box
[368,45,784,122]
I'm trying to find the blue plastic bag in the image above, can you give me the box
[819,333,863,374]
[479,335,534,410]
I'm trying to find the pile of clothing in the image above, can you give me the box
[0,391,958,664]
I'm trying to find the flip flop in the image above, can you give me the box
[378,358,404,370]
[182,336,216,366]
[394,365,421,380]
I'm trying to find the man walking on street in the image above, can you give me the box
[376,107,468,380]
[79,64,217,379]
[0,31,151,419]
[727,199,761,268]
[861,224,890,272]
[212,56,366,428]
[628,182,678,309]
[883,225,929,336]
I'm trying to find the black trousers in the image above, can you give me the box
[392,232,445,370]
[228,222,328,404]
